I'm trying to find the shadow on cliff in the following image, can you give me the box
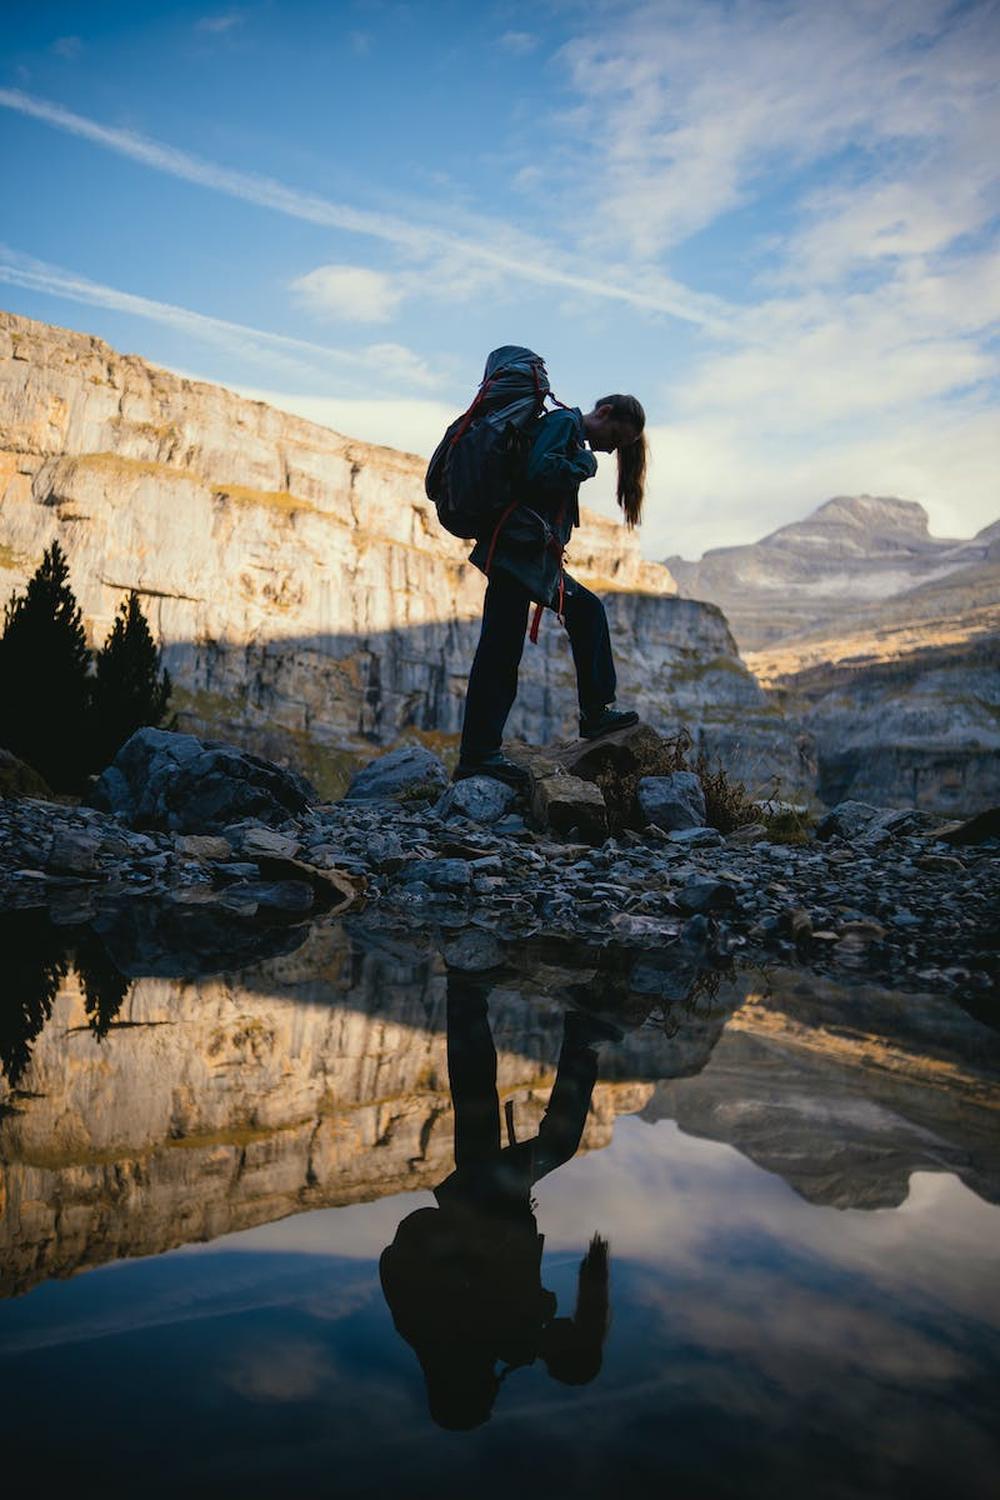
[156,599,812,801]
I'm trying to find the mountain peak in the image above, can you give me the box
[807,495,931,535]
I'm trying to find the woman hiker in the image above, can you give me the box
[455,393,647,787]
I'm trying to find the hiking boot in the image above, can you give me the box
[579,705,639,740]
[452,751,530,790]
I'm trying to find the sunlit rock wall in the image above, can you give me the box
[0,311,811,795]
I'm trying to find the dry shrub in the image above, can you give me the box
[690,748,759,834]
[594,729,691,828]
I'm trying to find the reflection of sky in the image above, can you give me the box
[1,1116,996,1498]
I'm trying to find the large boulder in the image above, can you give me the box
[91,728,314,833]
[344,745,448,803]
[638,771,707,831]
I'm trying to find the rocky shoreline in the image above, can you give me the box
[1,725,996,999]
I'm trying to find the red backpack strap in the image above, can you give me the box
[450,375,494,447]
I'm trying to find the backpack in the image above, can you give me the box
[425,345,558,540]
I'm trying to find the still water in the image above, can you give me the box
[0,908,997,1498]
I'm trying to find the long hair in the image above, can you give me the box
[595,393,646,529]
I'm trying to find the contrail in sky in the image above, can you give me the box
[0,87,727,330]
[0,249,439,389]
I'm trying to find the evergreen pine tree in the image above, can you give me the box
[0,540,93,789]
[91,590,171,769]
[74,929,131,1042]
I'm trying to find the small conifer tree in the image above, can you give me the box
[91,590,171,769]
[0,540,93,789]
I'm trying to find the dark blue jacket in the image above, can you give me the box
[469,407,597,606]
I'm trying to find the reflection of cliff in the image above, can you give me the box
[3,922,998,1296]
[0,311,808,795]
[4,919,709,1298]
[644,969,1000,1209]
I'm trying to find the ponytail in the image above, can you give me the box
[594,393,646,529]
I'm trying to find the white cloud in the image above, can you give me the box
[499,30,538,55]
[229,383,456,457]
[290,263,403,323]
[554,0,998,264]
[0,247,440,392]
[196,11,244,34]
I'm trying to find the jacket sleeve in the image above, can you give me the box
[525,412,598,494]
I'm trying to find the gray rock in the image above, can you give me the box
[91,728,313,833]
[240,828,301,860]
[441,929,506,971]
[638,771,707,832]
[668,826,725,848]
[677,879,738,914]
[398,858,472,891]
[47,829,100,876]
[221,879,316,913]
[436,776,517,825]
[344,746,448,803]
[532,774,608,843]
[815,800,882,840]
[173,834,233,861]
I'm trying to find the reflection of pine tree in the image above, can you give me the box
[91,591,171,770]
[74,929,131,1041]
[0,912,67,1088]
[0,541,92,789]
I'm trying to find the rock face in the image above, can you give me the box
[0,311,810,798]
[670,495,1000,813]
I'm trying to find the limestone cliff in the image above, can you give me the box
[0,311,809,797]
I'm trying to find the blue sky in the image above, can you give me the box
[1,0,998,558]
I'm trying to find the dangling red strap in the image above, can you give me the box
[529,600,544,644]
[450,375,493,447]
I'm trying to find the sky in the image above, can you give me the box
[0,0,998,560]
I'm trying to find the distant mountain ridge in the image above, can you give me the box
[667,495,997,653]
[670,494,1000,813]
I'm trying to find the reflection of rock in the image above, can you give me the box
[0,922,684,1298]
[644,967,1000,1208]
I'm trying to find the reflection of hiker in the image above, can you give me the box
[379,974,611,1430]
[455,394,648,786]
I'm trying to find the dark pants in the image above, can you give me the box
[460,567,616,763]
[444,977,599,1196]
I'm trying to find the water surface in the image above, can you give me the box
[1,912,997,1498]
